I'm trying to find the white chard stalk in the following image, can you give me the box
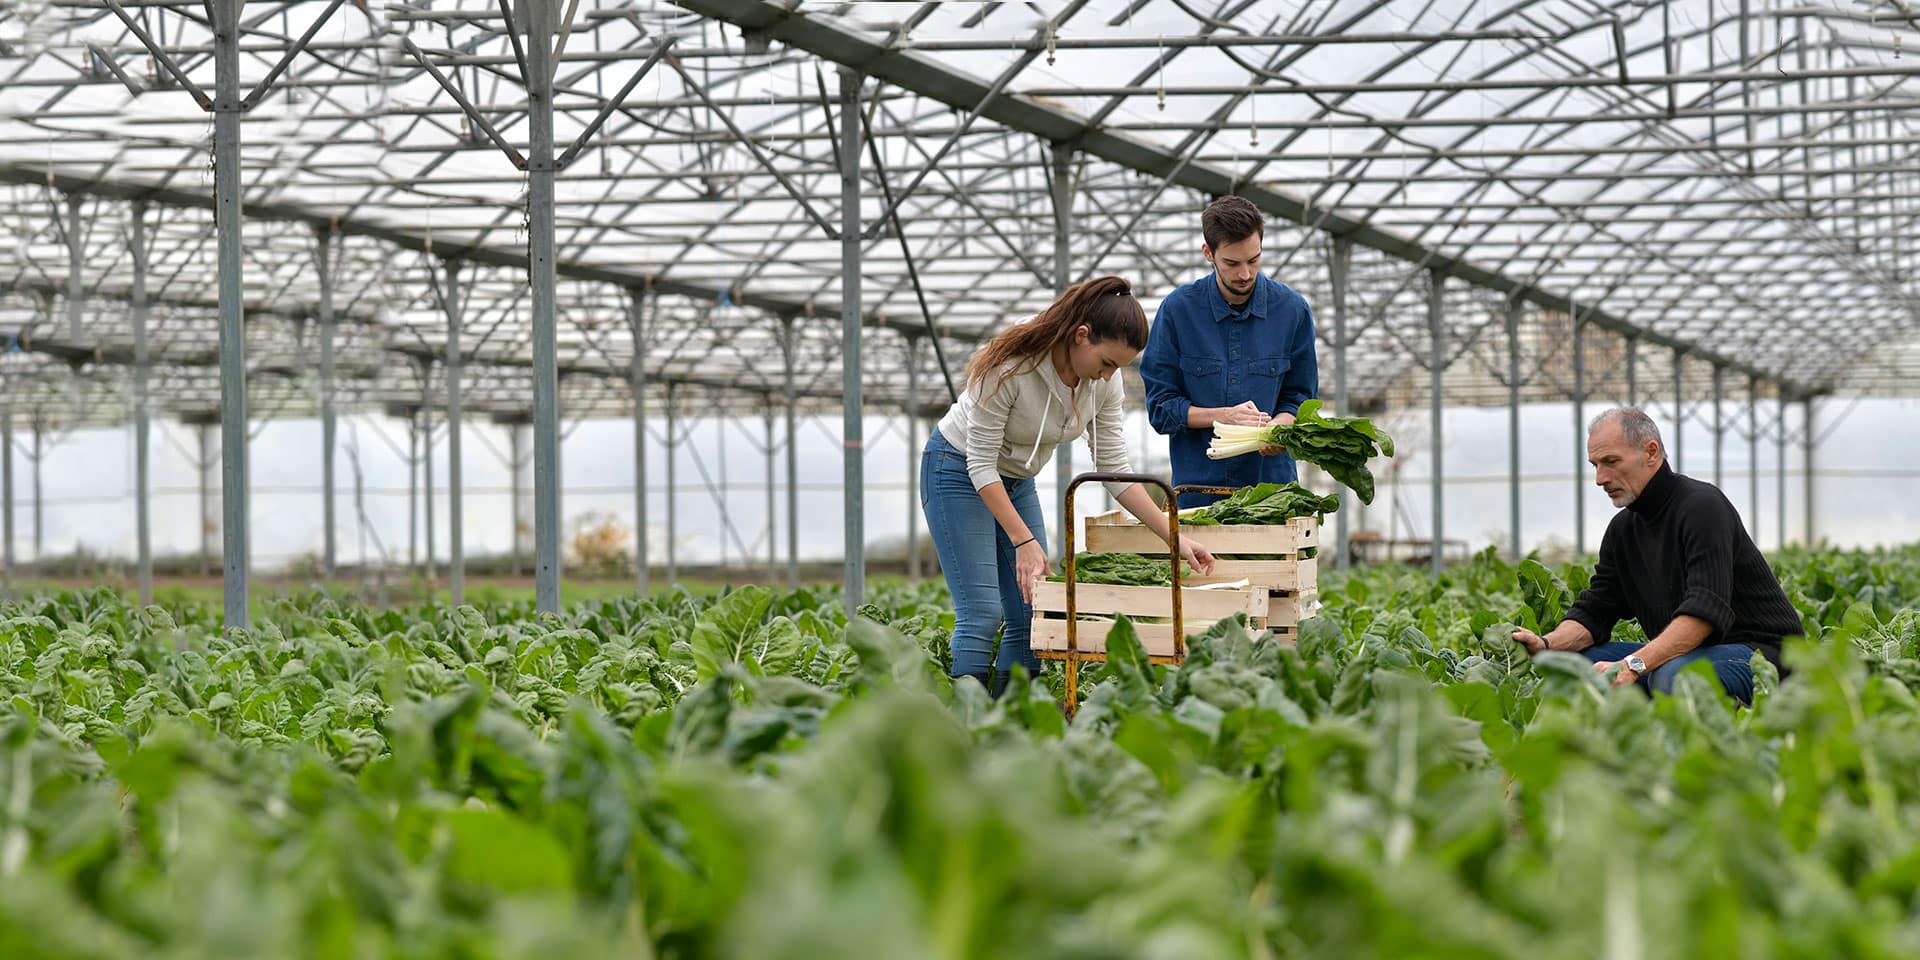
[1206,423,1284,460]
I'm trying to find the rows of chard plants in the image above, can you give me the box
[5,545,1920,958]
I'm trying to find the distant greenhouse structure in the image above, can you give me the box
[1,0,1917,619]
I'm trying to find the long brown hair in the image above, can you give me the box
[966,275,1148,397]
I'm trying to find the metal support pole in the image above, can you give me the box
[1712,364,1725,488]
[1802,398,1815,546]
[1672,349,1685,473]
[628,286,649,596]
[1747,376,1759,541]
[1,410,12,588]
[839,66,866,612]
[444,261,465,606]
[31,418,42,565]
[1330,236,1352,570]
[421,388,435,587]
[1777,392,1787,551]
[131,200,153,605]
[1506,301,1522,561]
[665,383,678,586]
[1428,269,1445,578]
[213,0,249,627]
[527,0,562,613]
[406,415,418,571]
[66,194,83,341]
[316,225,337,580]
[1050,141,1074,555]
[782,318,800,589]
[1625,336,1638,406]
[905,336,922,580]
[199,422,215,574]
[1572,310,1585,556]
[765,396,777,585]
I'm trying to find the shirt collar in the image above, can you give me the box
[1206,272,1266,323]
[1626,459,1679,516]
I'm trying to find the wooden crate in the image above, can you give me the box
[1029,580,1266,658]
[1084,511,1317,557]
[1031,616,1299,660]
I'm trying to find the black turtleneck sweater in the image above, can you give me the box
[1564,460,1802,669]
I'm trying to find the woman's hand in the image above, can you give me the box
[1016,539,1051,604]
[1179,539,1216,576]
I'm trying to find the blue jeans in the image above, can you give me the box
[1582,641,1756,704]
[921,429,1046,677]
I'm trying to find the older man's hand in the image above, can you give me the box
[1511,628,1548,656]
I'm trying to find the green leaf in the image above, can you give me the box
[689,586,775,681]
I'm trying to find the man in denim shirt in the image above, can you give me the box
[1140,196,1320,507]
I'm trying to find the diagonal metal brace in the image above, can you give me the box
[399,35,529,170]
[664,54,839,240]
[557,35,675,170]
[242,0,350,110]
[101,0,211,110]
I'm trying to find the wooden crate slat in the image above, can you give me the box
[1189,555,1318,592]
[1031,581,1266,620]
[1084,515,1318,556]
[1031,617,1295,658]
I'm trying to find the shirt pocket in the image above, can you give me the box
[1185,357,1226,406]
[1243,356,1290,408]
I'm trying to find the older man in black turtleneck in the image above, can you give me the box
[1511,407,1801,704]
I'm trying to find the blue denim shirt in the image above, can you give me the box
[1140,272,1319,506]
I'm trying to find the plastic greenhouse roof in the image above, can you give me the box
[0,0,1917,432]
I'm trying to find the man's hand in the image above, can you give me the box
[1511,628,1548,655]
[1260,411,1296,456]
[1592,661,1641,687]
[1215,401,1270,427]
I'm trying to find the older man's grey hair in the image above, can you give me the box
[1588,407,1663,451]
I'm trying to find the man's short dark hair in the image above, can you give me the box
[1202,195,1264,250]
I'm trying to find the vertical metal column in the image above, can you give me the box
[1506,301,1522,561]
[1776,391,1787,551]
[1802,398,1815,546]
[905,336,922,581]
[131,200,153,605]
[315,225,337,580]
[628,285,649,596]
[1672,349,1685,472]
[1427,269,1444,578]
[1712,364,1725,488]
[1625,336,1638,406]
[526,0,562,613]
[31,417,42,565]
[839,66,866,612]
[66,194,83,341]
[764,396,777,584]
[664,383,678,585]
[1329,236,1352,570]
[1049,142,1074,554]
[1572,308,1585,556]
[213,0,249,627]
[444,261,465,606]
[1747,375,1759,541]
[406,414,418,571]
[421,383,435,586]
[782,318,800,588]
[1,410,12,588]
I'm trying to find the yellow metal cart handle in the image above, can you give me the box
[1061,472,1185,708]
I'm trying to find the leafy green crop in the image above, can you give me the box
[6,546,1920,958]
[1046,552,1191,586]
[1183,481,1341,526]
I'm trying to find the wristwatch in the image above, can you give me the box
[1624,654,1648,675]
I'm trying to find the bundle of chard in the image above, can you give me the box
[1206,399,1395,504]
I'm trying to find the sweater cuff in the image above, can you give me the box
[1563,606,1616,648]
[1673,589,1733,639]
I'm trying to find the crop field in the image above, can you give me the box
[5,546,1920,958]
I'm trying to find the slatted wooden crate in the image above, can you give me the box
[1029,580,1268,659]
[1030,509,1320,659]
